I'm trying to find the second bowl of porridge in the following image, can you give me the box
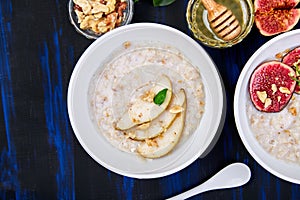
[234,29,300,184]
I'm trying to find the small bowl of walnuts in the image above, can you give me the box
[68,0,134,39]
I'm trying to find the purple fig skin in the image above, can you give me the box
[282,46,300,94]
[249,61,296,112]
[254,0,300,36]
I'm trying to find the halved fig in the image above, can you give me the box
[137,89,186,159]
[125,89,186,141]
[282,46,300,94]
[254,0,300,36]
[116,75,172,130]
[249,61,296,112]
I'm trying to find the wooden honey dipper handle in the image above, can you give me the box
[201,0,241,41]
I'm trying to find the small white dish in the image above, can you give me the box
[67,23,225,178]
[234,29,300,184]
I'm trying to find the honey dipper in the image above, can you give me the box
[201,0,241,41]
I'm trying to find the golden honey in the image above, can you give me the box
[186,0,254,48]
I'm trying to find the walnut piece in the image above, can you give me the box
[279,86,291,94]
[271,84,277,94]
[264,98,272,108]
[257,91,267,103]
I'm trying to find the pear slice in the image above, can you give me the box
[115,75,172,130]
[137,89,186,159]
[125,89,186,140]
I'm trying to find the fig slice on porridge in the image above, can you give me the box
[137,89,186,159]
[282,46,300,94]
[116,75,173,130]
[249,61,296,112]
[124,89,186,141]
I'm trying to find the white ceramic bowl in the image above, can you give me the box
[68,23,225,179]
[234,29,300,184]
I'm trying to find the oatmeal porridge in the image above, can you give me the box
[88,41,205,158]
[247,95,300,164]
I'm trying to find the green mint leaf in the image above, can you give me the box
[292,61,300,86]
[153,88,168,105]
[294,62,300,76]
[153,0,176,7]
[291,76,300,86]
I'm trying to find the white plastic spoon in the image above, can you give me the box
[166,163,251,200]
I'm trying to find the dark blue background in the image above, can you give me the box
[1,0,300,199]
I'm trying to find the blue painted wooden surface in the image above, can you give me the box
[0,0,300,199]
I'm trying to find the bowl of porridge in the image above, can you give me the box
[68,23,225,178]
[234,29,300,184]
